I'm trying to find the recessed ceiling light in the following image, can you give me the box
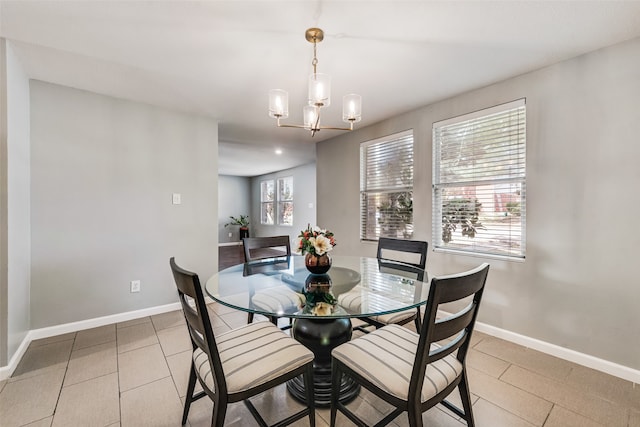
[275,148,283,155]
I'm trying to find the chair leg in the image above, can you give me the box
[458,370,476,427]
[304,363,316,427]
[407,402,423,427]
[210,399,227,427]
[182,361,198,425]
[329,360,341,427]
[414,307,422,331]
[247,312,254,323]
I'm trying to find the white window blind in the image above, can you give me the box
[360,130,414,241]
[432,99,526,259]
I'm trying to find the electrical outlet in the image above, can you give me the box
[228,232,233,238]
[130,280,141,293]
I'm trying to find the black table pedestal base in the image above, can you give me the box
[288,317,360,407]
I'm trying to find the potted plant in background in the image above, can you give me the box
[224,215,250,240]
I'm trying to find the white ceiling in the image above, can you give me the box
[2,1,640,176]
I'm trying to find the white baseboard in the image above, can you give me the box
[0,302,181,380]
[219,242,242,247]
[474,321,640,385]
[3,304,639,385]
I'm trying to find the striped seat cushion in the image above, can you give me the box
[332,324,462,403]
[369,309,417,325]
[338,286,416,325]
[193,321,313,394]
[251,286,304,313]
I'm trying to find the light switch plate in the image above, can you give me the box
[172,193,181,205]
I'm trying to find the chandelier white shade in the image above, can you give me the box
[268,28,361,136]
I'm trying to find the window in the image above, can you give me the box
[432,99,526,259]
[360,130,414,241]
[260,180,274,225]
[277,176,294,226]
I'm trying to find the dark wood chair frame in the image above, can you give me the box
[359,237,429,332]
[330,263,490,427]
[242,236,292,325]
[170,257,315,427]
[243,235,291,262]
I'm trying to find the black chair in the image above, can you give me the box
[169,257,316,427]
[360,238,428,331]
[243,236,292,325]
[243,235,291,262]
[330,263,489,427]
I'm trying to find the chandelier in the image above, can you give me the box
[268,28,362,137]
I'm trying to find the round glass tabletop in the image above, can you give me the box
[205,255,430,319]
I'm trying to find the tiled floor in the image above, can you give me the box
[1,304,638,427]
[1,248,638,426]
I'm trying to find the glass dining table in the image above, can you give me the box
[205,254,430,407]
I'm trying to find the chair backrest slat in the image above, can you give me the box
[170,257,228,396]
[243,236,291,262]
[430,303,475,343]
[377,237,428,269]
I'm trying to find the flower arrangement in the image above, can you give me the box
[297,224,336,256]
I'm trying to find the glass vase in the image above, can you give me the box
[304,252,332,274]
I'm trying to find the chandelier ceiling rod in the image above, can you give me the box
[268,28,362,137]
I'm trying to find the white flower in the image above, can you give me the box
[312,234,333,255]
[312,226,326,234]
[312,302,334,316]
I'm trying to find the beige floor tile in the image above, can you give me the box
[205,308,232,329]
[52,372,120,427]
[116,316,151,329]
[0,368,65,427]
[219,310,252,329]
[121,377,184,427]
[474,336,574,381]
[544,405,606,427]
[500,365,628,427]
[392,407,464,427]
[116,321,158,354]
[23,416,53,426]
[73,324,116,350]
[467,367,552,426]
[151,309,186,331]
[339,390,401,426]
[207,301,239,315]
[165,349,202,398]
[472,398,536,427]
[630,409,640,427]
[249,384,317,425]
[106,423,120,427]
[156,324,192,357]
[118,343,170,392]
[186,396,258,426]
[470,331,489,348]
[29,332,76,347]
[64,341,118,386]
[0,379,6,393]
[565,364,639,409]
[11,339,73,380]
[467,348,511,378]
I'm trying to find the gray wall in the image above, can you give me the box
[317,37,640,370]
[5,42,31,362]
[30,81,218,328]
[218,174,250,243]
[251,162,316,246]
[0,39,31,366]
